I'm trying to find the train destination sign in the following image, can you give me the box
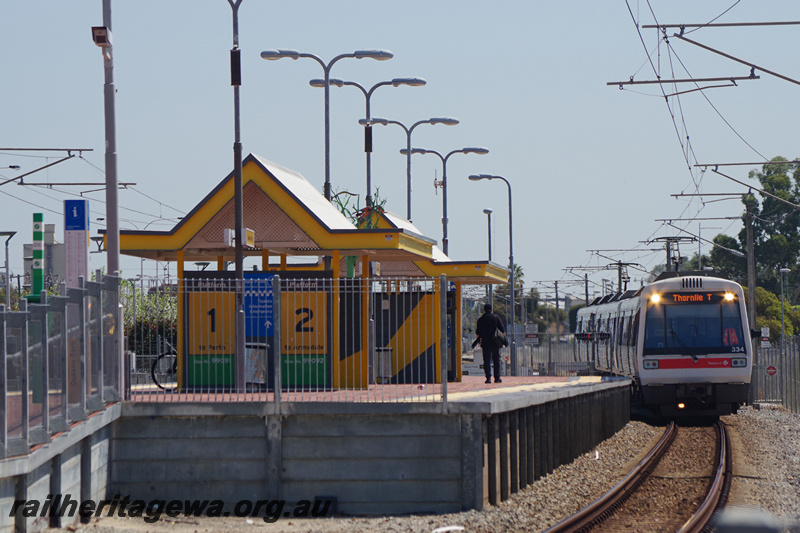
[658,292,734,304]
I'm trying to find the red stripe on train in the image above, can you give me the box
[655,357,731,369]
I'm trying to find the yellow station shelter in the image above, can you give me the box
[115,154,508,387]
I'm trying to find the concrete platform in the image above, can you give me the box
[114,376,631,515]
[0,377,631,531]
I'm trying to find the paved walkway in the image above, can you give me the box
[125,374,585,404]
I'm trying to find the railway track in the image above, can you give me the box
[546,420,732,533]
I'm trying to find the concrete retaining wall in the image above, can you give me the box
[0,405,119,533]
[281,414,463,515]
[108,379,630,516]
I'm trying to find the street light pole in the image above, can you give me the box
[92,0,120,276]
[401,147,489,255]
[310,77,426,205]
[227,0,246,391]
[261,49,393,201]
[363,117,459,221]
[0,232,16,309]
[483,208,492,304]
[469,174,516,375]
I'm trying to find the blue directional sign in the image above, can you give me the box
[244,272,275,337]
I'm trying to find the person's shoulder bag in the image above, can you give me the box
[493,318,507,348]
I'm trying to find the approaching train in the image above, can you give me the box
[575,271,753,416]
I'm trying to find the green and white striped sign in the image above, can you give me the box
[31,213,44,298]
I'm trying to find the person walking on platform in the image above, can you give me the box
[472,303,506,384]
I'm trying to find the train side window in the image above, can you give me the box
[631,313,639,346]
[625,315,631,345]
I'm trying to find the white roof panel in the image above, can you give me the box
[252,154,356,231]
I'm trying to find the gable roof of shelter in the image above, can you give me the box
[115,154,436,262]
[356,211,509,285]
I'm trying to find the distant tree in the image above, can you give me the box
[707,234,747,284]
[742,157,800,302]
[494,262,525,325]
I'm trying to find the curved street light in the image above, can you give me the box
[469,173,516,375]
[310,77,426,205]
[260,49,393,200]
[363,117,459,221]
[401,147,488,255]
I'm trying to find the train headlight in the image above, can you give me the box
[643,360,659,369]
[731,357,747,367]
[650,294,661,304]
[677,403,686,410]
[724,292,735,301]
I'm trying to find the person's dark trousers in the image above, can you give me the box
[482,345,501,380]
[482,346,493,380]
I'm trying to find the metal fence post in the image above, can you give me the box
[0,307,6,456]
[440,274,448,409]
[55,295,69,423]
[273,275,281,410]
[19,298,29,446]
[38,291,50,437]
[77,277,88,416]
[96,271,105,404]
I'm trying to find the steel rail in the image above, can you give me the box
[678,420,732,533]
[545,422,677,533]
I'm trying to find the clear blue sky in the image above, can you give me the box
[2,1,798,302]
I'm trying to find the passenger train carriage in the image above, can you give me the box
[576,271,753,417]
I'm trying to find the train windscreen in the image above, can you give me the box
[643,292,745,356]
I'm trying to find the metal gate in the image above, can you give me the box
[752,336,800,413]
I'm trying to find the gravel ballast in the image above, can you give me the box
[57,404,800,533]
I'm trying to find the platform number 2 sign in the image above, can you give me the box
[281,292,327,354]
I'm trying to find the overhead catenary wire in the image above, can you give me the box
[710,168,800,211]
[666,222,745,257]
[623,2,785,265]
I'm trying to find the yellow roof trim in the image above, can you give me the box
[118,154,435,261]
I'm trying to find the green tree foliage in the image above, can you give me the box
[707,234,747,285]
[738,157,800,302]
[493,262,525,326]
[0,287,25,310]
[660,157,799,313]
[751,286,800,340]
